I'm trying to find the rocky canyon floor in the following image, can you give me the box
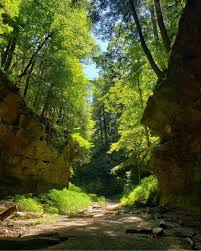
[0,201,201,250]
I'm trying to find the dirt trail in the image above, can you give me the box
[0,201,201,250]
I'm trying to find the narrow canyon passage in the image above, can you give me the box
[0,0,201,250]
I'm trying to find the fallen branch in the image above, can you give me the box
[0,205,17,221]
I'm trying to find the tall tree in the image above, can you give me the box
[154,0,171,53]
[129,0,163,77]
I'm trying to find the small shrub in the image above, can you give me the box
[46,188,92,215]
[15,196,44,213]
[12,184,103,216]
[68,182,83,193]
[89,194,106,204]
[97,196,106,204]
[43,206,59,214]
[120,175,159,207]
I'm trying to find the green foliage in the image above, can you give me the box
[43,206,59,215]
[44,189,92,215]
[72,133,93,161]
[41,184,105,215]
[72,151,125,196]
[89,0,184,170]
[120,175,159,207]
[1,0,186,205]
[89,194,106,204]
[0,0,21,34]
[72,133,92,150]
[15,196,44,213]
[12,184,105,215]
[87,38,160,195]
[0,0,95,162]
[68,182,83,193]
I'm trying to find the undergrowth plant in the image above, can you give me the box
[12,183,105,215]
[14,196,44,213]
[44,188,92,215]
[120,175,159,207]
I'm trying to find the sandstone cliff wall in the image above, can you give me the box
[142,0,201,210]
[0,71,75,196]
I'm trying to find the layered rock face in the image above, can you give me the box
[142,0,201,210]
[0,71,77,196]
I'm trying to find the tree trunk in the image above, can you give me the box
[103,110,108,147]
[137,78,151,147]
[4,36,18,72]
[32,89,39,109]
[40,85,53,118]
[150,3,159,44]
[18,35,50,78]
[154,0,171,53]
[2,27,19,72]
[99,112,104,145]
[129,0,163,78]
[41,99,49,119]
[31,62,46,109]
[23,60,35,98]
[1,39,12,67]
